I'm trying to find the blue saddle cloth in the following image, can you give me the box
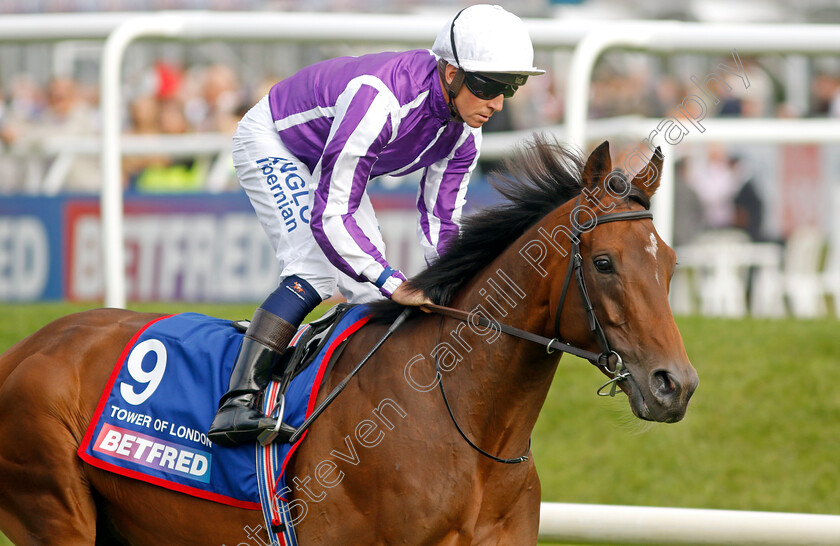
[77,306,371,510]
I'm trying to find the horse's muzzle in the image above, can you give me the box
[622,363,698,423]
[644,366,699,423]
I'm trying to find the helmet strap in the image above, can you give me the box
[444,7,469,122]
[437,58,464,122]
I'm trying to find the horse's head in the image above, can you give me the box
[390,136,696,423]
[546,141,698,423]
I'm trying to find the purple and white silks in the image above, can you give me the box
[267,49,480,296]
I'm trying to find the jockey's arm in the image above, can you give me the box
[415,126,481,264]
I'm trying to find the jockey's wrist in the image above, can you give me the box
[375,266,406,298]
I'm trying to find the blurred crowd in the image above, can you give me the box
[1,48,840,240]
[0,60,268,193]
[121,62,259,193]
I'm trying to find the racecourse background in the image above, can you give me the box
[1,1,840,544]
[2,6,840,316]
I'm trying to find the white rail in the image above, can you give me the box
[564,21,840,149]
[98,11,593,308]
[539,502,840,545]
[10,133,233,194]
[0,12,135,42]
[484,115,840,248]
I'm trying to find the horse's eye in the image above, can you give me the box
[593,257,613,273]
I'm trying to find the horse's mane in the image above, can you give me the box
[367,135,650,322]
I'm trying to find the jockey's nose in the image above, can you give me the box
[488,94,504,111]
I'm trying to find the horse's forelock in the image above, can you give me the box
[607,169,651,210]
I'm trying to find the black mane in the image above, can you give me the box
[368,136,649,321]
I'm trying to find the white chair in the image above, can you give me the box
[682,229,752,318]
[822,242,840,318]
[784,226,827,318]
[669,266,696,316]
[747,243,785,318]
[676,229,787,318]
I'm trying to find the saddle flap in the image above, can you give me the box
[280,303,355,384]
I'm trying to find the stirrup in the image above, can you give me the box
[257,394,298,445]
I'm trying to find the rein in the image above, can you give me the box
[421,205,654,463]
[422,303,601,361]
[432,316,531,465]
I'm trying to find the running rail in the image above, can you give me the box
[539,502,840,545]
[483,115,840,248]
[565,21,840,148]
[0,13,135,42]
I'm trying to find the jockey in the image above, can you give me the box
[208,4,544,447]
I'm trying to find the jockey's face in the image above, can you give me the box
[444,64,505,128]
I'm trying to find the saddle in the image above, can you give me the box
[234,303,356,439]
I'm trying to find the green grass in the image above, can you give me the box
[1,304,838,545]
[532,315,840,516]
[0,301,263,352]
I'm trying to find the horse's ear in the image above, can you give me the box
[581,141,612,190]
[631,147,663,198]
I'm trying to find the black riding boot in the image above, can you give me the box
[208,309,298,447]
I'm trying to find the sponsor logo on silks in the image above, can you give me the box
[285,281,309,302]
[256,156,309,233]
[94,423,211,483]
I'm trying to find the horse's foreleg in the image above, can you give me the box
[0,354,97,545]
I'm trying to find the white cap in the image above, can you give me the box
[432,4,545,76]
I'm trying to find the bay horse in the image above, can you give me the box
[0,139,697,545]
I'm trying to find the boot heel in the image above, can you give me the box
[209,308,306,447]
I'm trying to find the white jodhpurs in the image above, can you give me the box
[232,95,382,303]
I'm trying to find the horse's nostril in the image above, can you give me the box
[651,370,677,400]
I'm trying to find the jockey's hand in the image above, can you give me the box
[391,283,433,307]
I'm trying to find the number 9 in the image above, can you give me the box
[120,339,167,405]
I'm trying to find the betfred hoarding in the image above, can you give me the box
[0,192,426,302]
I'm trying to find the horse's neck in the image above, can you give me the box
[443,255,559,459]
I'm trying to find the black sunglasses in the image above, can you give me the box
[463,72,518,100]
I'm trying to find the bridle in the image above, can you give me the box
[554,202,653,395]
[423,201,654,463]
